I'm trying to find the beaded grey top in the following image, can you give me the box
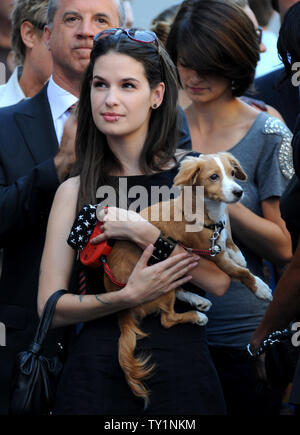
[263,116,294,180]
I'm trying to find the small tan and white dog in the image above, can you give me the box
[102,152,272,406]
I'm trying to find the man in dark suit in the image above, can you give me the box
[0,0,126,415]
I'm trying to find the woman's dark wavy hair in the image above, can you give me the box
[166,0,260,97]
[71,31,179,209]
[277,2,300,82]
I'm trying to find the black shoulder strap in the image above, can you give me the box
[33,289,68,346]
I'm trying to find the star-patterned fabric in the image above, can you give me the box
[67,204,98,251]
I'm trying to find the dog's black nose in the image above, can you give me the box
[233,189,243,198]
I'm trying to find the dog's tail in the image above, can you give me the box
[118,310,155,408]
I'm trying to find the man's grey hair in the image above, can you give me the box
[11,0,50,66]
[47,0,58,28]
[47,0,126,28]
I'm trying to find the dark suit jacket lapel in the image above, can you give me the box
[14,84,59,165]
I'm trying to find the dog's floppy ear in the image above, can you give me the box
[174,157,203,186]
[223,152,247,181]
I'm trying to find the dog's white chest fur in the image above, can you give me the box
[218,227,227,250]
[205,199,226,227]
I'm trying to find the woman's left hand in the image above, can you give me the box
[90,207,160,246]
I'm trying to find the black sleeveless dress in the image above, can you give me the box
[53,163,226,415]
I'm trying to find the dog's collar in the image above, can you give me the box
[204,220,226,233]
[177,220,225,257]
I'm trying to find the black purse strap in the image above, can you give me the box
[31,290,68,352]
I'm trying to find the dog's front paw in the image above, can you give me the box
[195,311,208,326]
[254,276,273,301]
[195,295,212,312]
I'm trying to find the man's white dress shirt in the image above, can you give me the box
[0,66,25,108]
[47,76,78,144]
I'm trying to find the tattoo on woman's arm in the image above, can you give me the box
[95,294,111,305]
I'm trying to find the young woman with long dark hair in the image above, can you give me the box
[37,28,230,415]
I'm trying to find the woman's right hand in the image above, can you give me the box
[123,244,199,306]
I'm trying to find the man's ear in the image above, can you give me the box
[20,21,36,49]
[174,157,202,186]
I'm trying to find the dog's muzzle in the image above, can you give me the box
[233,188,243,199]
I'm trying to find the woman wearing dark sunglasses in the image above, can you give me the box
[37,27,230,415]
[166,0,293,416]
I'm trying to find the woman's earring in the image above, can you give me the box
[152,104,158,109]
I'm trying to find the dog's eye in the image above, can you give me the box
[209,174,219,181]
[231,170,235,177]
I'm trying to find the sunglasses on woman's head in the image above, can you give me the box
[94,28,158,47]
